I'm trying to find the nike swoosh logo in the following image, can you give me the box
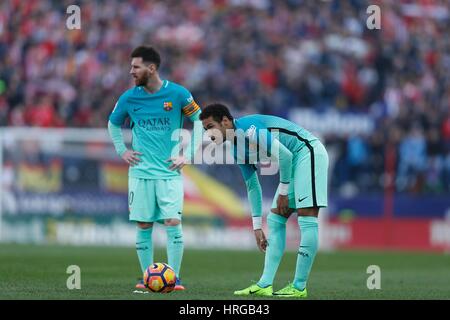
[298,196,308,203]
[249,290,261,294]
[174,236,182,239]
[133,107,143,112]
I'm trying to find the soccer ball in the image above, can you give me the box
[143,263,177,293]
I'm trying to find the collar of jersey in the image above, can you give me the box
[141,80,168,95]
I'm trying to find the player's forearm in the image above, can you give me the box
[185,112,203,162]
[245,171,263,230]
[271,139,293,195]
[107,121,127,156]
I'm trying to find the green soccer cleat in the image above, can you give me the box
[273,283,308,298]
[233,284,273,297]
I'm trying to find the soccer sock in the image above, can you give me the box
[166,224,184,278]
[293,216,319,290]
[136,226,153,274]
[257,213,287,288]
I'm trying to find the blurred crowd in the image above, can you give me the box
[0,0,449,195]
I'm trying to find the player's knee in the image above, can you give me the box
[164,218,181,226]
[297,207,319,217]
[270,208,293,218]
[137,222,153,229]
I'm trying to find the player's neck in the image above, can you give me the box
[143,76,164,94]
[226,123,236,142]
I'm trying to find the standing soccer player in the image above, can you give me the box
[200,103,328,298]
[108,46,202,290]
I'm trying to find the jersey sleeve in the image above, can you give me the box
[271,138,293,184]
[179,86,201,119]
[107,121,127,156]
[239,164,262,218]
[243,120,292,184]
[109,94,129,126]
[176,86,203,162]
[238,163,257,181]
[251,127,293,184]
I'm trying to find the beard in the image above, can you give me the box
[134,74,149,86]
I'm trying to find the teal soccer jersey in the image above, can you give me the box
[109,80,201,179]
[232,114,319,179]
[231,114,328,210]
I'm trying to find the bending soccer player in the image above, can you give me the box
[108,46,203,291]
[200,104,328,298]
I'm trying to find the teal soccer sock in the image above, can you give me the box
[166,224,184,278]
[136,226,153,274]
[257,213,288,288]
[293,216,319,290]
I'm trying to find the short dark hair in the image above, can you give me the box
[131,46,161,69]
[200,103,234,123]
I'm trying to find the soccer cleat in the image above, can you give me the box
[272,283,307,298]
[135,279,146,289]
[233,283,273,297]
[174,278,185,291]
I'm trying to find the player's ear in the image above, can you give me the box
[222,116,233,128]
[221,116,228,126]
[147,63,157,73]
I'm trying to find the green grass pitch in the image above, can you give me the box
[0,243,449,299]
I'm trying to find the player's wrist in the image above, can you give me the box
[252,216,262,230]
[118,147,128,157]
[278,182,290,196]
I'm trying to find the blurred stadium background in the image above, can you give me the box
[0,0,450,299]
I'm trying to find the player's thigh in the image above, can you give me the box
[294,140,329,209]
[271,183,297,217]
[128,177,159,223]
[155,179,184,222]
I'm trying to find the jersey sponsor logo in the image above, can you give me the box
[137,118,172,131]
[163,101,173,111]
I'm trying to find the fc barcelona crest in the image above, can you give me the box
[163,101,173,111]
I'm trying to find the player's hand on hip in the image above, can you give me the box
[121,150,142,166]
[276,194,289,216]
[254,229,267,252]
[166,156,188,171]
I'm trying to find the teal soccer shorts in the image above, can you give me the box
[128,177,183,223]
[271,140,328,210]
